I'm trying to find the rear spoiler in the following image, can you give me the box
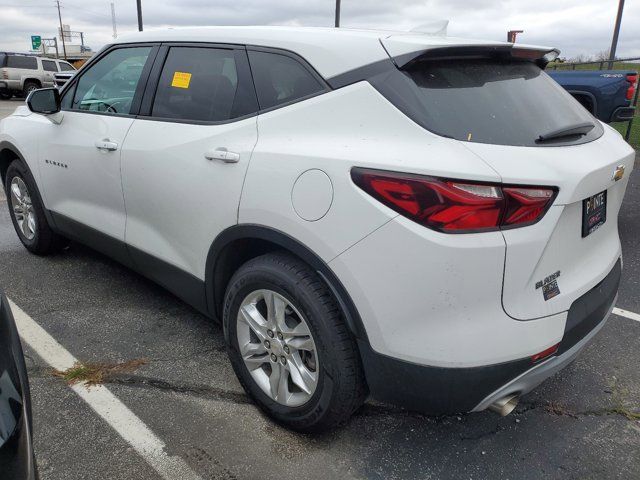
[391,45,560,70]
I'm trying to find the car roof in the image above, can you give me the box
[114,26,557,79]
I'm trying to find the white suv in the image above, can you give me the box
[0,27,634,431]
[0,53,75,99]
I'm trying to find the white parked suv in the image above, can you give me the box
[0,52,75,99]
[0,27,634,431]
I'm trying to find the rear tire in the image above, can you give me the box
[22,81,40,98]
[224,252,367,432]
[5,160,67,255]
[0,91,11,100]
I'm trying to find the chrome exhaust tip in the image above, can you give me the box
[488,394,519,416]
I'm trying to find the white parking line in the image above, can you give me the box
[613,307,640,323]
[9,299,203,480]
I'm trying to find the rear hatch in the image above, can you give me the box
[375,38,636,320]
[465,129,634,319]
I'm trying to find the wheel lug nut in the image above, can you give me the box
[270,353,277,362]
[264,340,271,349]
[267,330,274,338]
[277,332,284,340]
[283,346,290,354]
[280,356,287,365]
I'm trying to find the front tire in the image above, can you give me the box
[224,252,367,432]
[5,160,66,255]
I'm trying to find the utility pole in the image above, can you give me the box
[55,0,67,59]
[608,0,625,69]
[136,0,143,31]
[111,2,118,39]
[335,0,341,27]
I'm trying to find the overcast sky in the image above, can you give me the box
[1,0,638,60]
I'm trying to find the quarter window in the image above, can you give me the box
[248,51,325,110]
[42,59,58,72]
[70,46,152,115]
[7,56,37,70]
[151,47,256,122]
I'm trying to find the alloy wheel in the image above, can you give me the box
[10,177,37,240]
[236,289,319,407]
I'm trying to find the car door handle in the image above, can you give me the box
[205,149,240,163]
[95,139,118,152]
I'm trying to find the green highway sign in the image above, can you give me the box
[31,35,42,50]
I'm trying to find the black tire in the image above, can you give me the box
[224,252,367,432]
[22,81,40,98]
[5,160,67,255]
[0,91,11,100]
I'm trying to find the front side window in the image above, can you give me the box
[42,60,58,72]
[151,47,256,122]
[7,56,37,70]
[70,46,151,115]
[248,51,325,110]
[58,62,75,72]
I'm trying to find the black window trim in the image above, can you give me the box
[138,42,259,126]
[59,42,161,120]
[246,45,332,115]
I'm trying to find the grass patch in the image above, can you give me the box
[613,118,639,150]
[53,359,147,387]
[548,61,640,72]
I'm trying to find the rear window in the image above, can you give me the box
[7,56,38,70]
[372,58,603,147]
[0,54,6,68]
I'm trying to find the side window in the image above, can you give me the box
[71,46,152,115]
[7,56,38,70]
[151,47,256,122]
[42,60,58,72]
[58,62,75,72]
[248,51,325,110]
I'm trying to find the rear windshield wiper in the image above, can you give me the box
[536,122,595,143]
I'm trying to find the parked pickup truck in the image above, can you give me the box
[548,70,637,123]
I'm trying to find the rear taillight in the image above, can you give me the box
[1,69,7,80]
[351,168,557,233]
[626,74,638,101]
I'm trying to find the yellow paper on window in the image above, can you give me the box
[171,71,192,89]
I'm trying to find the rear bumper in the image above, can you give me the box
[611,106,636,122]
[360,258,621,414]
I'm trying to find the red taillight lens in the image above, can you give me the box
[351,168,557,233]
[531,343,559,363]
[626,74,638,101]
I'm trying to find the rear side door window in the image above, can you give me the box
[69,46,153,115]
[248,50,325,110]
[42,59,58,72]
[150,46,257,122]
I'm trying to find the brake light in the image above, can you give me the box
[626,74,638,101]
[351,168,557,233]
[531,343,559,363]
[1,69,7,80]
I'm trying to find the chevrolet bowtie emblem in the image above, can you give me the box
[613,165,625,182]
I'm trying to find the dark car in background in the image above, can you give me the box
[549,69,637,123]
[0,291,37,480]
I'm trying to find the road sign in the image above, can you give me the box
[31,35,42,50]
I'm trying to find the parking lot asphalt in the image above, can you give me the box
[1,97,639,480]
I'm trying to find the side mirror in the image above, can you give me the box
[26,88,61,115]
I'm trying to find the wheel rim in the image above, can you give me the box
[10,176,37,240]
[237,289,319,407]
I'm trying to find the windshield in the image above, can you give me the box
[371,58,603,147]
